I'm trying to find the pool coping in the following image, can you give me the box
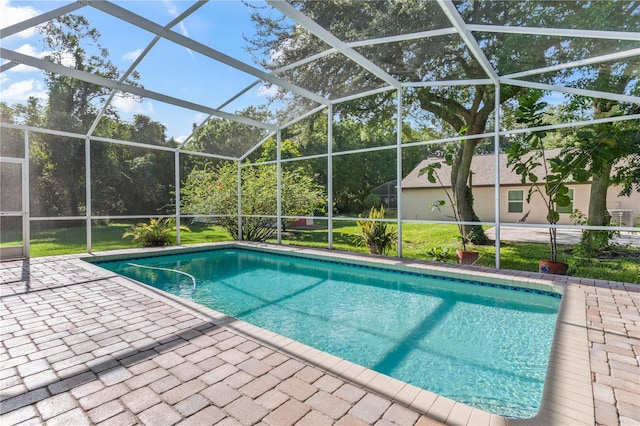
[81,241,594,425]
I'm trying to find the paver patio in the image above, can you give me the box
[1,244,638,425]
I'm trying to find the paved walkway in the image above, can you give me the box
[1,246,638,425]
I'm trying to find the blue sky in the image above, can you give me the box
[2,0,610,143]
[1,0,278,142]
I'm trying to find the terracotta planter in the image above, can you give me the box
[538,259,569,275]
[456,249,479,265]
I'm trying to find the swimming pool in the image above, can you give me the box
[95,246,561,418]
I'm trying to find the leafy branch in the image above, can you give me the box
[506,91,573,262]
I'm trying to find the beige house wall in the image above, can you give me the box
[402,184,640,225]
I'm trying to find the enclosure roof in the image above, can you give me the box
[1,0,639,157]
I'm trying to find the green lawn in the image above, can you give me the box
[4,222,233,257]
[278,221,640,284]
[5,221,639,284]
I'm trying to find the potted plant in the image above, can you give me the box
[506,92,572,275]
[418,162,479,265]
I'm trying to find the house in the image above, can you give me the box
[401,151,640,226]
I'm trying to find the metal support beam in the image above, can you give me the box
[175,151,181,245]
[437,0,499,83]
[178,80,262,151]
[23,131,30,258]
[327,104,333,250]
[1,2,85,39]
[501,77,640,104]
[87,1,329,106]
[267,0,402,90]
[467,24,640,42]
[85,137,92,253]
[276,130,282,244]
[88,1,208,137]
[403,79,493,88]
[0,62,19,73]
[503,48,640,80]
[237,161,243,241]
[493,84,501,269]
[396,89,403,258]
[348,28,460,48]
[0,48,277,131]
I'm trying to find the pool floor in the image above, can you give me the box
[1,242,634,425]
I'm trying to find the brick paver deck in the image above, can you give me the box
[1,244,638,425]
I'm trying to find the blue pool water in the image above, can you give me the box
[96,248,560,418]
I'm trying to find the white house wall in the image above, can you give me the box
[402,184,640,225]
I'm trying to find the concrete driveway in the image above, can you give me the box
[485,226,640,247]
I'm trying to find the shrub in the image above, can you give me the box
[426,247,452,262]
[122,218,190,247]
[362,193,382,213]
[353,206,397,255]
[180,163,326,242]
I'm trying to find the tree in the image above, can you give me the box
[1,101,43,157]
[554,0,640,249]
[244,0,608,244]
[20,14,179,218]
[561,105,640,250]
[331,118,397,214]
[31,14,137,216]
[256,138,303,162]
[181,162,326,241]
[506,92,574,263]
[187,106,271,160]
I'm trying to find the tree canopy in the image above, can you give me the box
[244,0,639,243]
[180,162,326,241]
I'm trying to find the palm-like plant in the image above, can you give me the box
[123,218,190,247]
[354,206,398,255]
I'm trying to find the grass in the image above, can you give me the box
[278,221,640,284]
[4,220,639,284]
[2,222,233,257]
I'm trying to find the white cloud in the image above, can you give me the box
[59,51,77,68]
[177,22,189,38]
[123,49,143,62]
[257,84,278,98]
[111,96,155,115]
[4,43,45,73]
[0,0,41,38]
[15,43,39,57]
[163,0,178,16]
[161,0,192,57]
[0,78,47,102]
[174,135,188,143]
[269,47,284,66]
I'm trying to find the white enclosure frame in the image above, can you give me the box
[1,0,639,265]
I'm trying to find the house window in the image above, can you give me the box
[556,188,575,214]
[508,190,524,213]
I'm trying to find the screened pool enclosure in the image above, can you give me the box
[1,1,639,268]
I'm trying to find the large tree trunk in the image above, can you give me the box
[582,162,613,249]
[451,133,489,245]
[418,86,494,246]
[588,162,612,226]
[452,141,477,229]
